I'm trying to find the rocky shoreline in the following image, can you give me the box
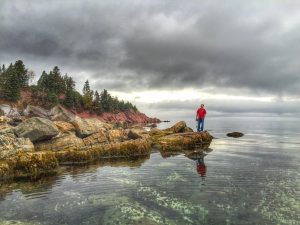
[0,105,213,181]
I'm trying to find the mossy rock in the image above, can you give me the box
[157,131,213,151]
[0,152,58,181]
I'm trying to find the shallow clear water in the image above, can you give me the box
[0,117,299,225]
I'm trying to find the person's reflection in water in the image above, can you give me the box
[196,156,206,184]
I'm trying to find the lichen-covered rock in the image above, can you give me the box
[128,128,150,141]
[72,117,113,138]
[14,117,59,142]
[50,104,75,122]
[0,125,34,159]
[23,105,50,118]
[82,131,108,148]
[164,121,187,133]
[149,128,173,144]
[157,131,213,151]
[107,129,128,142]
[35,133,84,152]
[53,121,75,133]
[55,138,151,164]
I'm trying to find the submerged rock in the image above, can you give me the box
[227,132,244,138]
[14,117,59,142]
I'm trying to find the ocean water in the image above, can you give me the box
[0,117,299,225]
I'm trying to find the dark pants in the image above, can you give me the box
[197,118,204,132]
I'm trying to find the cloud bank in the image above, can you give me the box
[1,0,299,116]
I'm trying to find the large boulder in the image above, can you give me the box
[0,125,34,159]
[35,133,84,152]
[157,131,213,151]
[14,117,59,142]
[72,117,113,138]
[23,105,50,118]
[0,104,20,118]
[164,121,193,133]
[50,105,76,122]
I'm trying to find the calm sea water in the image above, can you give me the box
[0,117,299,225]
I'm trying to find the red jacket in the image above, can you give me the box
[197,164,206,177]
[197,108,206,119]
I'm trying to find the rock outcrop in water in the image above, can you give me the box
[0,107,213,181]
[227,132,244,138]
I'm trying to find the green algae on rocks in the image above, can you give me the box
[0,114,213,181]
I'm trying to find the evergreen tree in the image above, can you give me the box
[49,66,65,94]
[14,60,29,87]
[47,92,59,106]
[93,90,102,114]
[0,60,139,112]
[82,80,93,110]
[2,64,21,101]
[37,71,48,91]
[100,89,112,112]
[63,74,76,108]
[73,91,83,109]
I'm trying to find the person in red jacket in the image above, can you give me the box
[196,104,206,132]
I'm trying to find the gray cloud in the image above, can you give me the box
[139,99,300,121]
[0,0,300,98]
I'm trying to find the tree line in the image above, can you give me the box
[0,60,138,113]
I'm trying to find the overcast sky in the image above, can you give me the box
[1,0,299,119]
